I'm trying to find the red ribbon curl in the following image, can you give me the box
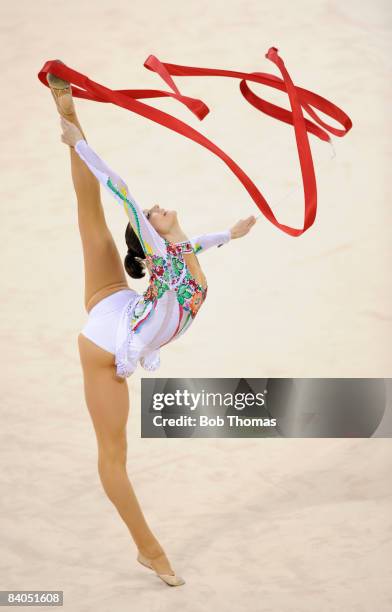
[38,47,352,237]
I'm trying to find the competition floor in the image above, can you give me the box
[2,1,391,610]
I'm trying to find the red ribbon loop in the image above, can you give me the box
[38,47,352,236]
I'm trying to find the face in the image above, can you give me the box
[143,203,178,234]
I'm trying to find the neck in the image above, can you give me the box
[162,227,189,244]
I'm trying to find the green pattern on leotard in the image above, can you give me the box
[106,176,145,250]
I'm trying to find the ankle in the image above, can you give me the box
[61,110,78,125]
[65,114,87,141]
[139,544,165,560]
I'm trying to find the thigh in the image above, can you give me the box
[78,333,129,448]
[80,225,131,313]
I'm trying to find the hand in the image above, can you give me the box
[60,116,83,147]
[229,215,257,239]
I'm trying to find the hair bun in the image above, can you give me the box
[125,222,147,279]
[124,251,146,280]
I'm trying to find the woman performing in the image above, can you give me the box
[46,67,256,587]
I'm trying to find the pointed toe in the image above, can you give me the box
[136,551,185,587]
[46,60,76,117]
[46,60,70,90]
[157,573,186,587]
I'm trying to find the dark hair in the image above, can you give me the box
[124,222,147,279]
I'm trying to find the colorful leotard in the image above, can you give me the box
[75,139,231,377]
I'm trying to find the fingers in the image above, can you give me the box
[60,116,75,130]
[59,115,80,146]
[247,216,257,227]
[242,215,256,221]
[60,116,68,134]
[241,215,256,225]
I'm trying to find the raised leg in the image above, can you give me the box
[48,79,130,312]
[77,333,177,576]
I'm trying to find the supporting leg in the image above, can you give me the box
[78,333,177,576]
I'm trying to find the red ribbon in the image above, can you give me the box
[38,47,352,237]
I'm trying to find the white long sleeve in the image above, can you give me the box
[74,139,167,258]
[189,229,231,254]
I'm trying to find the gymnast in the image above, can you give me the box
[47,67,256,587]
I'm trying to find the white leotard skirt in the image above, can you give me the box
[80,288,139,355]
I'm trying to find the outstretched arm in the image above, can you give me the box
[73,138,167,258]
[189,229,232,254]
[190,215,257,255]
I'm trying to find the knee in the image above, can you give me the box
[97,437,127,470]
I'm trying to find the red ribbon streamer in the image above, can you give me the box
[37,47,352,237]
